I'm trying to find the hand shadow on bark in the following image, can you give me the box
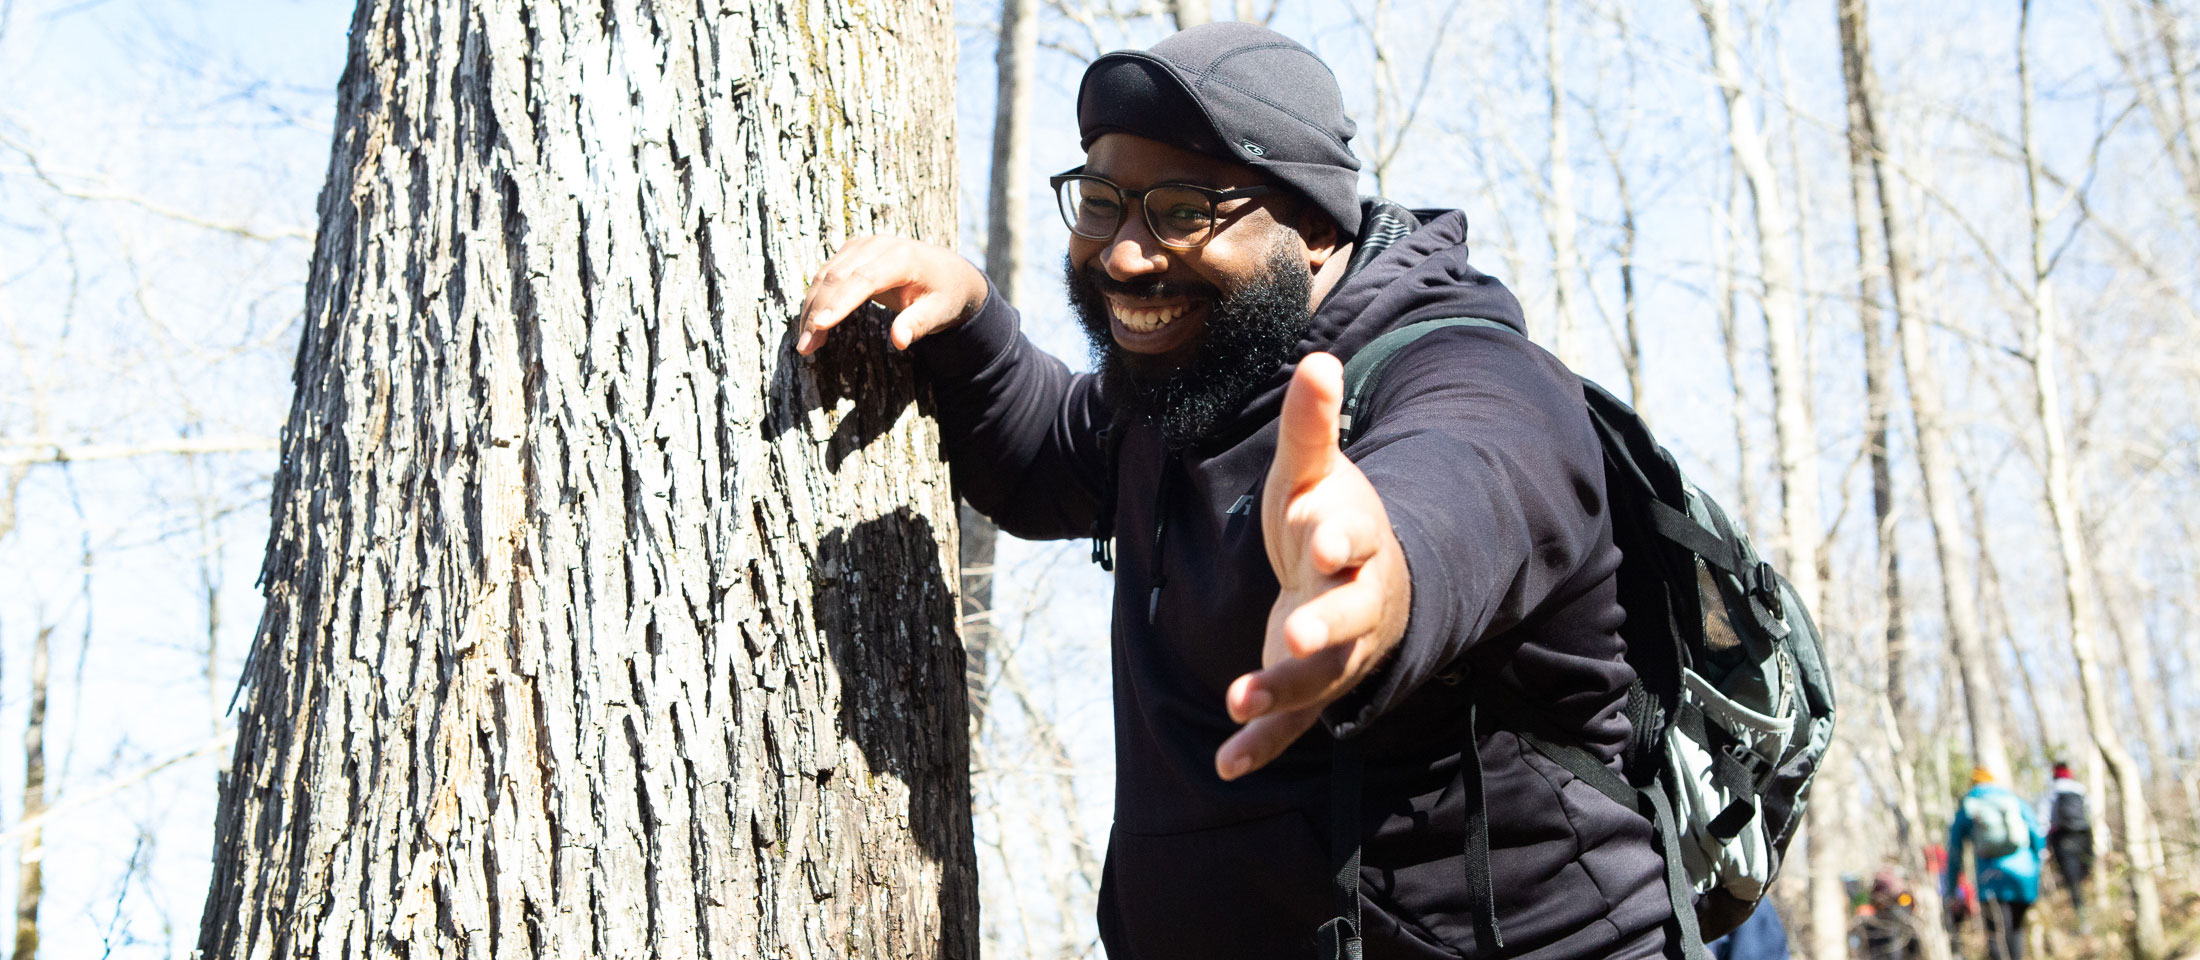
[767,304,926,471]
[813,508,979,958]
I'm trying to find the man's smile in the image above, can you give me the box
[1106,294,1209,354]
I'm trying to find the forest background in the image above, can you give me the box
[3,0,2199,957]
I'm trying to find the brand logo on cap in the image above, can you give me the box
[1239,139,1267,157]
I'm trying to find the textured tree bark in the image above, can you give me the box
[196,2,974,957]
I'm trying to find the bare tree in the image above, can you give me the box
[1692,2,1838,952]
[1543,0,1586,367]
[194,2,974,956]
[1836,4,1952,954]
[968,0,1044,735]
[2018,3,2165,953]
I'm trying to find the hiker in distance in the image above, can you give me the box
[1945,768,2046,960]
[802,23,1676,959]
[2037,761,2094,921]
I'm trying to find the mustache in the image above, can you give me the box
[1076,264,1219,302]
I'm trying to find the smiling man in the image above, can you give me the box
[799,22,1674,960]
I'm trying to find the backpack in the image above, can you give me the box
[2050,788,2092,834]
[1965,790,2030,859]
[1313,318,1838,960]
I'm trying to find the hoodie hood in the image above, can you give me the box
[1196,198,1527,449]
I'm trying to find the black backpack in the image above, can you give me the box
[2051,789,2092,834]
[1312,318,1839,960]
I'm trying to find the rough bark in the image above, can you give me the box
[2019,4,2164,952]
[1835,5,1951,954]
[196,2,975,958]
[1692,4,1837,955]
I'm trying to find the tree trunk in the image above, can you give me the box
[1544,0,1585,368]
[1692,3,1837,955]
[1171,0,1211,29]
[196,2,975,957]
[2018,5,2164,952]
[13,624,46,960]
[967,0,1038,736]
[1835,5,1951,954]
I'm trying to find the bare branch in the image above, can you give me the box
[0,436,278,467]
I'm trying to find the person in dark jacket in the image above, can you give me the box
[798,21,1672,960]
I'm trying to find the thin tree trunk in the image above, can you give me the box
[969,0,1039,735]
[1544,0,1585,368]
[1692,3,1837,955]
[1171,0,1210,29]
[2019,5,2164,953]
[13,624,47,960]
[1836,5,1951,954]
[1866,58,2010,785]
[196,3,974,957]
[1714,163,1756,531]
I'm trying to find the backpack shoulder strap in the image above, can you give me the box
[1339,317,1517,446]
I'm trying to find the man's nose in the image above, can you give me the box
[1100,210,1169,281]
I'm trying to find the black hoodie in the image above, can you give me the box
[912,202,1674,959]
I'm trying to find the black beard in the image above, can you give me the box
[1064,241,1314,446]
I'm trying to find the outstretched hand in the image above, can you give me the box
[1217,352,1411,781]
[797,236,990,355]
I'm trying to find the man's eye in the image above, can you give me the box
[1080,196,1122,216]
[1161,205,1213,225]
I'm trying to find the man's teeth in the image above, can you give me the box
[1114,302,1193,333]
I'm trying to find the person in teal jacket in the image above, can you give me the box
[1944,768,2045,960]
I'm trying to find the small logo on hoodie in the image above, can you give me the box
[1239,139,1267,157]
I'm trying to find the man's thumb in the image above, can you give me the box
[1271,352,1345,495]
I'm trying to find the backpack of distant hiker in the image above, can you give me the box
[1312,318,1838,960]
[2050,788,2092,834]
[1965,791,2030,859]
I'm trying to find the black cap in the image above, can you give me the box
[1077,22,1363,236]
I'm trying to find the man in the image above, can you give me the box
[2037,761,2093,919]
[799,22,1671,959]
[1945,768,2044,960]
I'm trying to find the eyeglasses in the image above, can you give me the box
[1048,169,1277,250]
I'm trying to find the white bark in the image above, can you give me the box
[197,2,975,957]
[1692,5,1837,954]
[2020,4,2164,952]
[1545,0,1585,368]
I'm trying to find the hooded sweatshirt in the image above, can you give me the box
[912,201,1674,959]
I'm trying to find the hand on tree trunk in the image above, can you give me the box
[799,236,991,354]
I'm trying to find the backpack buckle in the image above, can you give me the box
[1748,560,1784,619]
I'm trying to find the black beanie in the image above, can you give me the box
[1077,22,1364,236]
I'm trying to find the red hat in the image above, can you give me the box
[2053,762,2073,779]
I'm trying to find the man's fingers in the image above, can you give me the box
[888,294,960,351]
[1216,705,1322,781]
[1281,576,1387,660]
[1228,642,1351,722]
[1304,511,1382,576]
[797,240,902,355]
[1267,352,1346,497]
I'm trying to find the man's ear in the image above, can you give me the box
[1298,212,1342,269]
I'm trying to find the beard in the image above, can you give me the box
[1064,238,1315,446]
